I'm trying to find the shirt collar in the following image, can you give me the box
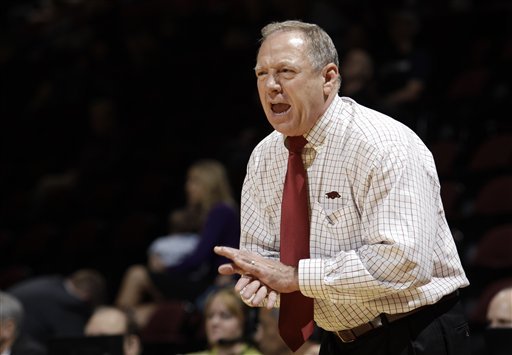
[279,95,344,150]
[304,94,343,149]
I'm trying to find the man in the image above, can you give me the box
[84,307,142,355]
[214,20,470,354]
[482,287,512,355]
[7,269,106,348]
[0,292,46,355]
[487,287,512,328]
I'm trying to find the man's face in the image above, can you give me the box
[255,31,331,137]
[84,309,140,355]
[487,289,512,328]
[0,319,16,351]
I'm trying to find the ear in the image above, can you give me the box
[322,63,339,96]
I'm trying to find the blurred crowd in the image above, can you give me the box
[0,0,511,354]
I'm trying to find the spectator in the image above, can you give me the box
[186,287,261,355]
[487,287,512,328]
[116,159,240,327]
[254,308,320,355]
[340,48,377,108]
[7,269,107,348]
[0,291,46,355]
[146,209,201,269]
[483,287,512,355]
[84,306,142,355]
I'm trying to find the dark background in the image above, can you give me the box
[0,0,511,352]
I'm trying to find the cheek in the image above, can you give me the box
[187,185,201,200]
[231,320,244,336]
[256,83,267,105]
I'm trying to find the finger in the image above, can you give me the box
[213,246,238,259]
[240,295,255,307]
[266,290,278,309]
[234,275,252,293]
[218,263,250,278]
[218,263,237,275]
[240,280,260,300]
[252,285,268,306]
[215,246,259,270]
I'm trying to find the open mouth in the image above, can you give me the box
[271,103,291,115]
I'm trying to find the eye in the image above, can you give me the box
[279,67,296,78]
[255,69,267,78]
[220,311,234,320]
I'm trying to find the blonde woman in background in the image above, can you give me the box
[186,287,262,355]
[116,159,240,327]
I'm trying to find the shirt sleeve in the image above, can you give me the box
[240,152,281,259]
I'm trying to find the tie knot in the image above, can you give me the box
[286,136,308,153]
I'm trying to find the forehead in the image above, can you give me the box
[87,311,126,334]
[256,31,308,67]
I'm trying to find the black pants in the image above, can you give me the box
[320,297,471,355]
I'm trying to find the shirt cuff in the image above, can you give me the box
[298,258,324,299]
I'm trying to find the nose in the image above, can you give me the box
[265,73,281,93]
[209,314,221,325]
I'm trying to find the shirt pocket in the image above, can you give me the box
[314,196,350,225]
[311,199,362,255]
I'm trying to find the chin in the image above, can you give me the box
[270,122,295,136]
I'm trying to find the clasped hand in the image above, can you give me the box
[214,246,299,308]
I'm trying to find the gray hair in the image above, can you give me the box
[0,291,24,335]
[259,20,341,89]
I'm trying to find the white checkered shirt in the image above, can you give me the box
[240,95,469,331]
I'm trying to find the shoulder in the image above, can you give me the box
[343,98,408,142]
[208,202,237,216]
[342,97,426,156]
[12,335,47,355]
[246,130,286,179]
[206,203,239,224]
[342,97,436,173]
[8,275,63,296]
[249,130,283,161]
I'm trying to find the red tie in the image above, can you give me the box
[279,136,314,352]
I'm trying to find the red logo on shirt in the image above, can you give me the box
[325,191,341,199]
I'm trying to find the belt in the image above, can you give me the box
[333,291,459,343]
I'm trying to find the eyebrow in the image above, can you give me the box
[254,60,296,71]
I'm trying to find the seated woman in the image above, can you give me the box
[147,209,201,268]
[115,159,240,327]
[187,287,262,355]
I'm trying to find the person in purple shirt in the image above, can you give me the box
[115,159,240,327]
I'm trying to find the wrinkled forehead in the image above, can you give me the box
[260,30,306,52]
[256,31,309,68]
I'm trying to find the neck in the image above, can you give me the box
[214,341,247,355]
[0,338,13,354]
